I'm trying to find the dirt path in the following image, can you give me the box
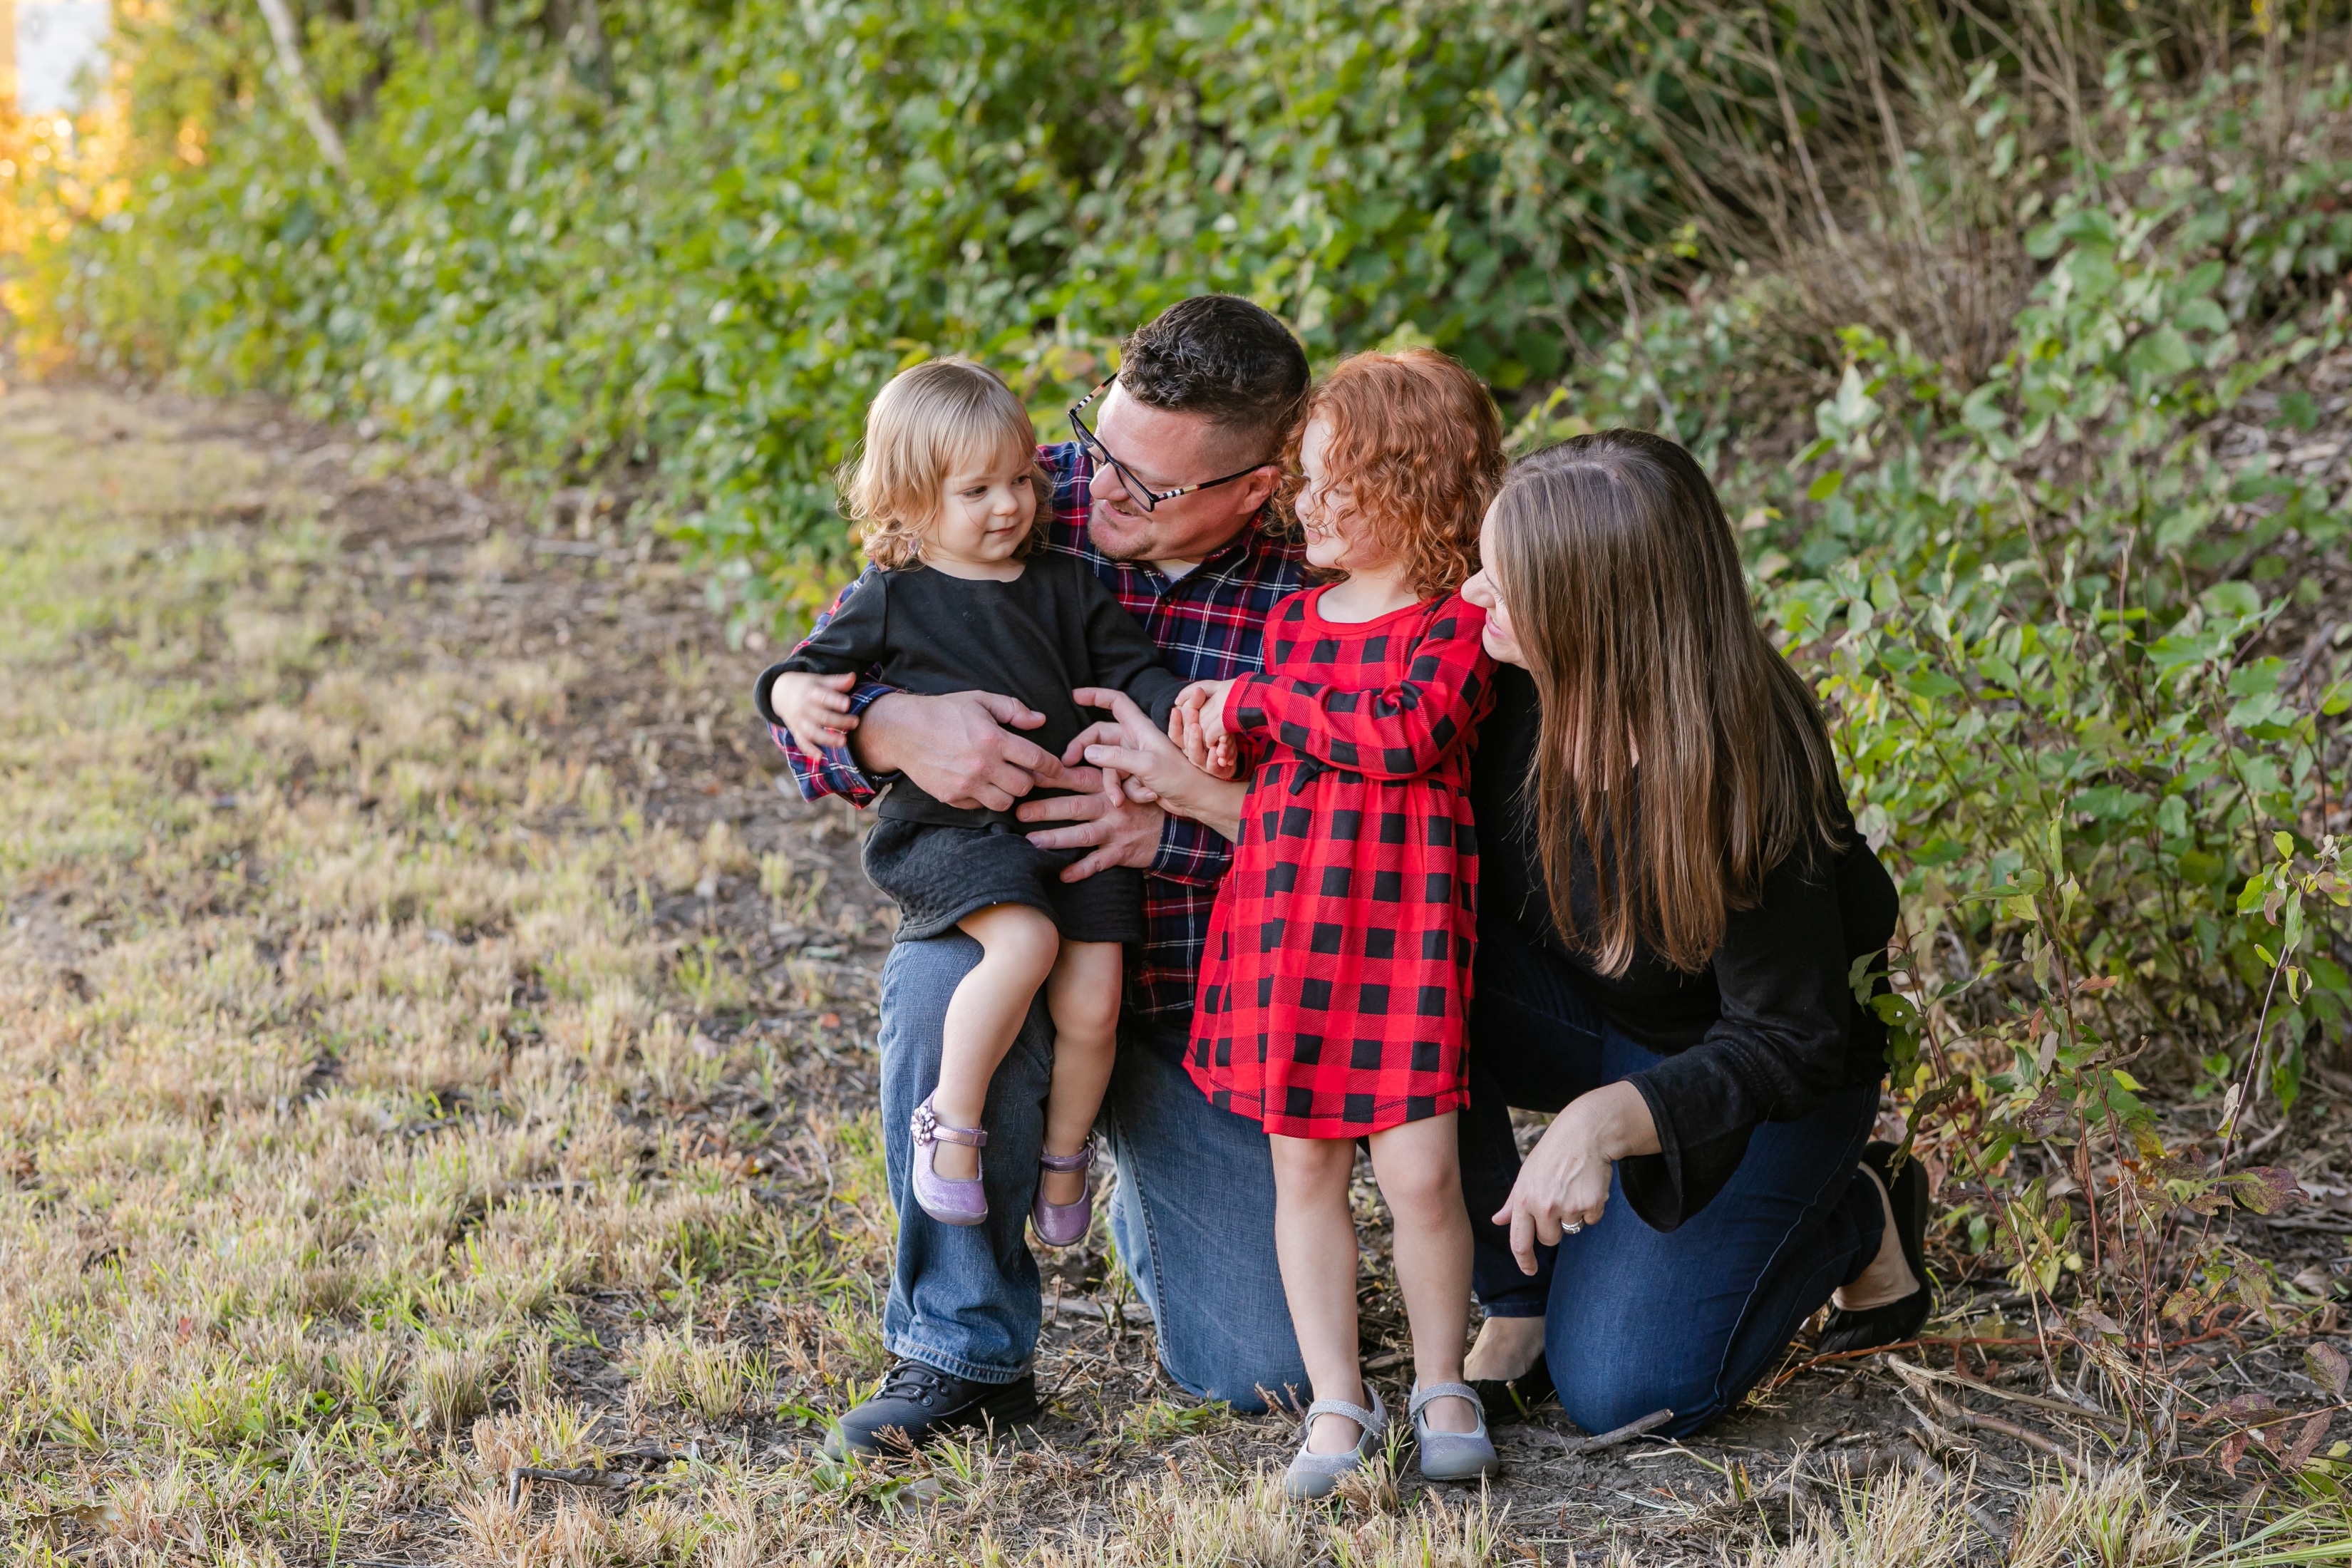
[1,383,2340,1564]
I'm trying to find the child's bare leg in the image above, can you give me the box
[1367,1113,1477,1433]
[1039,939,1121,1207]
[1270,1133,1368,1453]
[933,903,1060,1181]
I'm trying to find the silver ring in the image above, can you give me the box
[1563,1222,1585,1235]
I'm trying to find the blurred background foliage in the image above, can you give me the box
[4,0,2352,1359]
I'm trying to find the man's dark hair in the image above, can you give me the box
[1117,294,1309,446]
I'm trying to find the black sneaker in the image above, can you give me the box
[1470,1352,1557,1427]
[1817,1140,1931,1357]
[820,1359,1041,1459]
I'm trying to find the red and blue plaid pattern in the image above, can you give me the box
[770,438,1306,1018]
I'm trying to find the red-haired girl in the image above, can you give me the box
[1174,348,1505,1496]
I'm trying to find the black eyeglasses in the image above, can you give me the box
[1068,377,1276,512]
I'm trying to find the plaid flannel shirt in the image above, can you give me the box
[770,438,1306,1018]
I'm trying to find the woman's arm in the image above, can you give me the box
[1068,688,1247,844]
[1491,1081,1659,1273]
[1226,599,1492,778]
[1616,852,1876,1229]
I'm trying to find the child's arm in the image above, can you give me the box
[762,570,897,800]
[1224,598,1493,778]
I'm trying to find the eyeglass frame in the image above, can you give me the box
[1067,376,1279,513]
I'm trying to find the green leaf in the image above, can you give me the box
[2126,325,2197,380]
[2200,581,2264,621]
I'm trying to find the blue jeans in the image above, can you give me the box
[877,931,1308,1409]
[1459,917,1885,1438]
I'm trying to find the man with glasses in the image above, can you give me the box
[764,295,1314,1455]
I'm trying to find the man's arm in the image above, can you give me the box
[853,690,1070,815]
[763,569,1071,813]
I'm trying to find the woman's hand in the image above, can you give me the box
[1068,687,1247,842]
[1492,1081,1659,1274]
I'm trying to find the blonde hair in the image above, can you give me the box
[840,358,1048,569]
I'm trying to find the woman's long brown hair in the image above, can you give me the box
[1487,430,1848,976]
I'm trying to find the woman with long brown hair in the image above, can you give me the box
[1453,428,1924,1436]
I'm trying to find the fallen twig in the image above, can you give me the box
[1884,1353,2130,1430]
[1549,1408,1675,1454]
[1769,1313,2255,1389]
[1889,1353,2104,1476]
[1937,1399,2098,1478]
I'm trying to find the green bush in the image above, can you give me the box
[36,0,1667,626]
[1529,56,2352,1321]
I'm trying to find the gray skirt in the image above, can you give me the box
[862,817,1145,945]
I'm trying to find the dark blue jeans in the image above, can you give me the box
[1459,918,1885,1438]
[877,930,1308,1408]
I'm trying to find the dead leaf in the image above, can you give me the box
[2076,1307,2125,1339]
[2306,1342,2349,1398]
[2197,1392,2281,1425]
[2228,1166,2309,1217]
[2016,1081,2072,1140]
[2286,1413,2333,1470]
[2222,1429,2251,1475]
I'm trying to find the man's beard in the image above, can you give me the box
[1085,502,1157,562]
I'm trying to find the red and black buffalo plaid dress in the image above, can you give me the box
[1188,588,1494,1137]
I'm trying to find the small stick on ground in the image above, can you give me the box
[1555,1409,1676,1454]
[1930,1396,2098,1478]
[1885,1353,2130,1430]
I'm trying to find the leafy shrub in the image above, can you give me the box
[20,0,1676,628]
[1538,56,2352,1336]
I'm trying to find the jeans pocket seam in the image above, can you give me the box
[1110,1102,1172,1338]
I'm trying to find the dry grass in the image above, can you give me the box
[5,383,2350,1562]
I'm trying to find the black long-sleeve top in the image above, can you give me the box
[755,555,1186,832]
[1470,665,1899,1230]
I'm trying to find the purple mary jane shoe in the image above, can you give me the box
[910,1093,989,1226]
[1029,1133,1098,1249]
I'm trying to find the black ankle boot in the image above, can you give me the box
[1817,1141,1931,1357]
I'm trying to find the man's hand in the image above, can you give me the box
[855,690,1066,813]
[768,670,860,749]
[1018,748,1168,882]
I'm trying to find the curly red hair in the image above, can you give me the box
[1287,348,1505,600]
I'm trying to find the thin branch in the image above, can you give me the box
[254,0,349,172]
